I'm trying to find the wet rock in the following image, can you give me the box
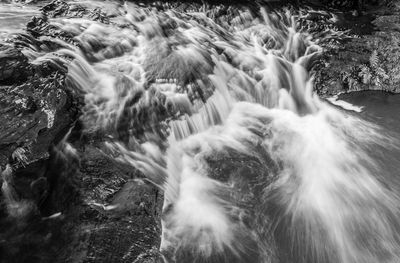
[20,1,110,51]
[0,211,69,263]
[59,145,163,263]
[26,15,77,45]
[0,44,30,85]
[0,71,79,169]
[0,73,79,263]
[0,126,162,263]
[143,40,214,86]
[0,1,164,263]
[12,0,39,3]
[0,142,79,263]
[0,5,81,260]
[41,0,110,23]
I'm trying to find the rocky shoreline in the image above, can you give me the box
[0,0,399,262]
[314,0,400,95]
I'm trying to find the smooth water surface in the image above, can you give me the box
[340,91,400,135]
[339,91,400,185]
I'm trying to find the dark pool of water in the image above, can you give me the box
[339,91,400,135]
[339,91,400,185]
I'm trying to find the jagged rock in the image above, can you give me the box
[0,71,79,169]
[0,45,30,85]
[26,15,77,44]
[41,0,110,23]
[19,1,110,52]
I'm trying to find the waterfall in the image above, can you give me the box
[20,2,400,262]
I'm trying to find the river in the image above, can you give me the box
[1,1,400,263]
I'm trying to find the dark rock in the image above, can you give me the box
[0,1,162,263]
[25,15,78,46]
[0,3,81,258]
[41,0,110,23]
[0,72,79,169]
[0,142,79,263]
[57,145,163,263]
[0,45,31,85]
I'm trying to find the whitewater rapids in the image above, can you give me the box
[16,1,400,262]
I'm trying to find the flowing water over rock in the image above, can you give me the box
[0,2,42,40]
[1,1,400,262]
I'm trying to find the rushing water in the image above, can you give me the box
[2,1,400,263]
[0,2,41,40]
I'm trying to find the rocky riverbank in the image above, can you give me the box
[313,0,400,95]
[0,1,164,262]
[0,0,399,262]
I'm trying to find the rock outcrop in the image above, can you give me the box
[0,20,79,263]
[1,2,162,263]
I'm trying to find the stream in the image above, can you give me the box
[1,1,400,263]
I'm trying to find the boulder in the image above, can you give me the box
[0,72,79,169]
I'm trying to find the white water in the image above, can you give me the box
[327,95,364,112]
[13,2,400,262]
[0,2,41,40]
